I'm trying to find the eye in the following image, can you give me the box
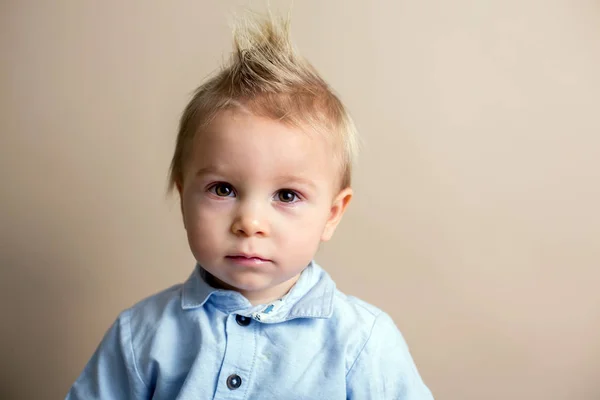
[209,182,235,197]
[276,189,300,203]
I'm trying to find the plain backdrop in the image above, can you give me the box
[1,1,599,399]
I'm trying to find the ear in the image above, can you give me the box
[176,181,187,230]
[321,187,353,242]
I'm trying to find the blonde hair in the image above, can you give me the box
[168,12,358,192]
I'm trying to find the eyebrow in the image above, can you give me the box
[194,166,224,177]
[276,175,318,191]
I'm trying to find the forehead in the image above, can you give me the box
[190,110,337,182]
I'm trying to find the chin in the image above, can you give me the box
[224,276,271,292]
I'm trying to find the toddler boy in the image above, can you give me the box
[67,13,434,400]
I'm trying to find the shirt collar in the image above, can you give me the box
[181,261,336,322]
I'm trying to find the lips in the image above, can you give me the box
[227,253,271,261]
[225,253,272,265]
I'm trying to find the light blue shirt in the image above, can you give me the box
[67,262,434,399]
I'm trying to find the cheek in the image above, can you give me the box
[272,205,330,245]
[183,196,231,247]
[184,192,230,222]
[275,221,323,267]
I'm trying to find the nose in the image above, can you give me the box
[230,204,269,237]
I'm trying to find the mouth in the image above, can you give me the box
[225,253,272,266]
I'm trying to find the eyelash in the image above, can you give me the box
[207,182,236,198]
[206,182,302,203]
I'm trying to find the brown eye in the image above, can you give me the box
[212,183,234,197]
[277,190,298,203]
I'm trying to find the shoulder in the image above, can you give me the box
[331,288,393,333]
[304,263,402,352]
[331,290,433,397]
[115,282,186,347]
[125,283,183,321]
[334,290,410,356]
[327,288,404,371]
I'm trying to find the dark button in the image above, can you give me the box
[236,314,251,326]
[226,374,242,390]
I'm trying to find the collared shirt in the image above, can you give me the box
[66,262,434,399]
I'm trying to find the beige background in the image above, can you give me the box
[1,0,599,399]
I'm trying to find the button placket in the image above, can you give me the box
[212,313,257,399]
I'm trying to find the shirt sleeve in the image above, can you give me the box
[346,312,434,400]
[65,309,149,399]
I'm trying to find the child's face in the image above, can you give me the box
[178,109,352,305]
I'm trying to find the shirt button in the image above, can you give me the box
[226,374,242,390]
[236,314,251,326]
